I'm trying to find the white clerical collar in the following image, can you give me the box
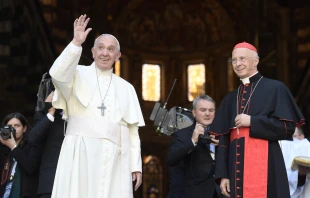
[240,71,258,85]
[96,67,113,76]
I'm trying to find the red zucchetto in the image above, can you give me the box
[233,42,257,52]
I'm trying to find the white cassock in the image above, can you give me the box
[49,43,145,198]
[280,138,310,198]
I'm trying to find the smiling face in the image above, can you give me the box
[7,118,27,142]
[91,35,121,71]
[192,99,215,127]
[232,48,259,79]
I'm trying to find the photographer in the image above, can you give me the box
[28,89,65,198]
[0,113,41,198]
[166,95,219,198]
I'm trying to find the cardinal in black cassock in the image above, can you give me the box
[209,42,305,198]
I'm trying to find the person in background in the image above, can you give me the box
[280,126,310,198]
[0,112,41,198]
[167,95,220,198]
[28,77,65,198]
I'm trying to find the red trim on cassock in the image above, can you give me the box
[230,127,268,198]
[208,131,230,135]
[208,131,221,136]
[284,121,287,137]
[278,118,305,126]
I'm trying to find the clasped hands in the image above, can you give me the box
[235,114,251,128]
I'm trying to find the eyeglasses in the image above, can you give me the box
[230,56,257,65]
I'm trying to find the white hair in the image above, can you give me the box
[93,34,120,51]
[252,51,260,59]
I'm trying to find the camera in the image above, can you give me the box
[199,133,212,144]
[36,72,55,112]
[0,125,16,140]
[150,79,195,136]
[150,105,194,136]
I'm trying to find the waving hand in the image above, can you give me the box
[72,14,92,46]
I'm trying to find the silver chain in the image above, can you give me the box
[236,76,263,115]
[95,67,113,105]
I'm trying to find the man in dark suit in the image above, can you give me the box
[167,95,220,198]
[28,91,65,198]
[167,153,185,198]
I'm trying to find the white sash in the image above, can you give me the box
[66,116,128,146]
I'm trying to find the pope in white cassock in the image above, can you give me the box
[49,14,145,198]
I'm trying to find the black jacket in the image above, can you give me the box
[0,136,41,198]
[167,124,216,198]
[28,110,65,195]
[167,161,185,198]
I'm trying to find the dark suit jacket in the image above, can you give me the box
[28,111,65,195]
[0,136,41,198]
[167,161,185,198]
[167,124,215,198]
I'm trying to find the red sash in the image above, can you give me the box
[230,127,268,198]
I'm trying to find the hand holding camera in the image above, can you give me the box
[192,123,219,145]
[209,134,219,146]
[0,125,17,150]
[192,123,205,144]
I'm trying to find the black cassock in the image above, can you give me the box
[209,72,305,198]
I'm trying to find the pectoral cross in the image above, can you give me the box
[97,102,106,116]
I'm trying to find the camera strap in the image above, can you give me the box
[1,154,11,185]
[9,159,17,181]
[2,159,17,198]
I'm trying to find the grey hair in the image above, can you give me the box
[93,34,120,52]
[192,95,216,109]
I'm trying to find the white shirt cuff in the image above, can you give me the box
[69,42,82,54]
[192,139,197,146]
[47,113,55,122]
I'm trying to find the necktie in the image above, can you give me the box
[204,127,215,152]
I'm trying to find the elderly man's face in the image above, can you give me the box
[91,35,121,71]
[231,48,259,79]
[192,99,215,127]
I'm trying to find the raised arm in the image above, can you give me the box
[49,14,92,101]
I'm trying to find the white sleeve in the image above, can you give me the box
[128,124,142,173]
[300,176,310,198]
[49,42,82,101]
[288,169,302,197]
